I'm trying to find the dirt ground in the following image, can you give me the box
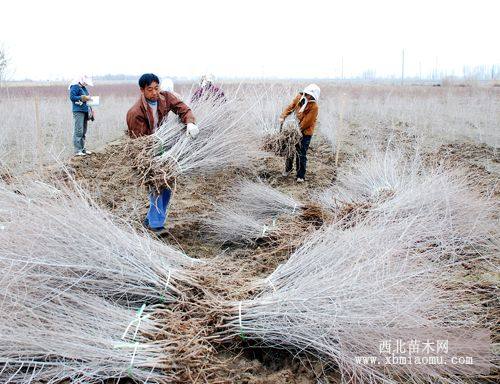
[64,129,499,383]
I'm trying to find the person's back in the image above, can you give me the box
[160,77,183,100]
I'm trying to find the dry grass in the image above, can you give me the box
[1,82,498,174]
[0,94,134,172]
[0,81,499,383]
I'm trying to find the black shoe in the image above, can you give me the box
[151,226,165,231]
[149,226,167,234]
[144,218,166,234]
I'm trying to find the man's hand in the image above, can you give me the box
[81,95,91,102]
[186,123,199,139]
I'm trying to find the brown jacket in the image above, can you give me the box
[280,94,319,136]
[126,91,195,138]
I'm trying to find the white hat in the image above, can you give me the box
[302,83,320,101]
[80,74,94,87]
[201,73,215,86]
[161,77,174,92]
[68,74,93,89]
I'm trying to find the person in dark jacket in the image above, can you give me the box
[68,75,94,156]
[127,73,199,233]
[190,74,226,104]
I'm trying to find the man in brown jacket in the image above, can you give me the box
[279,83,320,183]
[127,74,197,138]
[126,73,199,232]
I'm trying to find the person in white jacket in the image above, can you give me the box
[160,77,184,101]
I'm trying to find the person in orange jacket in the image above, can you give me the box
[279,84,320,183]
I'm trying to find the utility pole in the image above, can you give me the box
[341,56,344,80]
[434,56,439,81]
[401,49,405,85]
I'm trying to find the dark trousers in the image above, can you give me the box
[285,135,312,179]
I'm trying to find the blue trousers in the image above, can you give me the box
[146,188,172,229]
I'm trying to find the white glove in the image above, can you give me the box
[186,123,199,139]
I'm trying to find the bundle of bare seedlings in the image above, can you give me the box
[262,121,302,158]
[201,179,315,244]
[227,179,304,218]
[0,179,203,304]
[126,134,175,194]
[202,201,284,245]
[202,179,331,246]
[218,217,496,383]
[131,91,264,194]
[0,283,218,383]
[316,150,498,258]
[316,150,419,210]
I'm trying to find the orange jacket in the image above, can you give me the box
[280,93,319,136]
[126,91,195,138]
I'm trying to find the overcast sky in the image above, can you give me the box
[1,0,498,80]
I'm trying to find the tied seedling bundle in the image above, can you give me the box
[218,217,496,383]
[203,179,303,244]
[0,283,217,383]
[203,179,329,244]
[0,179,202,305]
[316,150,498,260]
[263,121,302,158]
[131,92,264,194]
